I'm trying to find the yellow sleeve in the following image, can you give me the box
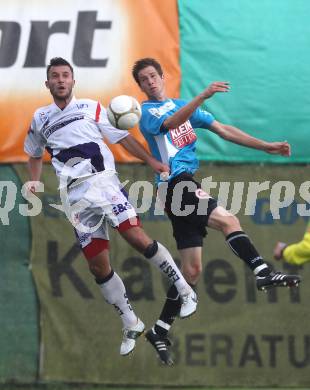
[283,223,310,265]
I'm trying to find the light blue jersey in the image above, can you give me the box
[139,98,214,183]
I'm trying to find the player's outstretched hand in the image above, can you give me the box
[149,158,170,176]
[202,81,230,99]
[265,141,291,156]
[273,242,287,260]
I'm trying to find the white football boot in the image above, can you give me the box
[120,318,145,356]
[179,288,198,319]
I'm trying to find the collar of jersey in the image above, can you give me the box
[51,96,77,111]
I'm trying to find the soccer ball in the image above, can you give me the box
[107,95,142,130]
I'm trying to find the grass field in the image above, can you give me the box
[0,385,309,390]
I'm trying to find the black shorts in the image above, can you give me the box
[163,172,218,250]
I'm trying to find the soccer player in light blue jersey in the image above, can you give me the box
[132,57,301,366]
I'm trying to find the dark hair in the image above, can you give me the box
[132,57,163,84]
[46,57,74,79]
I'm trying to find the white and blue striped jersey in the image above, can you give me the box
[24,97,128,187]
[139,98,214,183]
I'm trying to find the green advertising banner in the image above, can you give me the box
[0,166,38,382]
[13,163,310,387]
[179,0,310,163]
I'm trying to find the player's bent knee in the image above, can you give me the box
[219,213,241,231]
[88,264,111,279]
[88,262,101,277]
[228,214,241,228]
[183,264,202,284]
[119,219,153,253]
[87,252,112,279]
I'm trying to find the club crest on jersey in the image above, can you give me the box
[195,188,210,199]
[39,111,49,123]
[169,120,197,148]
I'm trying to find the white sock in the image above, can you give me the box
[98,271,137,328]
[145,241,191,295]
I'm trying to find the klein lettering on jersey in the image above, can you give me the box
[169,120,197,148]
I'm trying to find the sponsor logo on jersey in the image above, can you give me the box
[42,115,84,138]
[78,232,92,245]
[76,103,88,109]
[148,100,176,118]
[112,201,132,216]
[169,120,197,148]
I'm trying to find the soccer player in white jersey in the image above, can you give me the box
[24,57,198,357]
[132,57,301,365]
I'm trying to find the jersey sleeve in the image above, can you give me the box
[24,117,46,157]
[190,107,215,129]
[96,102,129,144]
[140,105,168,135]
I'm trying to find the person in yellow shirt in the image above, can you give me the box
[274,221,310,265]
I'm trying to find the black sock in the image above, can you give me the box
[154,285,182,338]
[226,231,270,276]
[154,283,198,337]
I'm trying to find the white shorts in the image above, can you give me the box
[65,172,138,248]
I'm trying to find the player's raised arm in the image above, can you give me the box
[162,82,230,130]
[208,120,291,157]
